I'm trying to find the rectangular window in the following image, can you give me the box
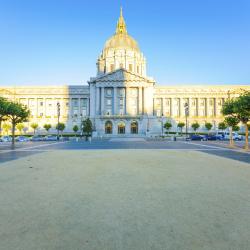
[110,64,114,72]
[119,88,125,96]
[119,98,123,105]
[106,99,112,105]
[129,64,133,71]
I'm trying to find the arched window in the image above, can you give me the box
[131,121,138,134]
[105,121,113,134]
[118,121,126,134]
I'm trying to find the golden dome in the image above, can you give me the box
[104,34,140,52]
[103,7,140,52]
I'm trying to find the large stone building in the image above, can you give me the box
[1,9,249,136]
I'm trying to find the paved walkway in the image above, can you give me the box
[0,150,250,250]
[109,137,146,142]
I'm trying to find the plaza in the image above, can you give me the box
[0,2,250,250]
[0,140,250,250]
[0,8,249,137]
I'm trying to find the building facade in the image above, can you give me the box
[1,9,249,136]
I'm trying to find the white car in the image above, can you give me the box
[223,132,243,141]
[0,136,12,142]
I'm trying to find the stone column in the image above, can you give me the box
[170,98,173,117]
[78,98,81,118]
[196,98,199,117]
[96,87,100,115]
[101,87,105,115]
[205,98,208,117]
[214,98,217,117]
[43,98,46,118]
[89,84,96,118]
[138,87,143,115]
[113,87,117,115]
[125,87,129,115]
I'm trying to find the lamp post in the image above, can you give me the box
[184,103,189,139]
[146,113,149,134]
[80,114,84,139]
[56,102,60,141]
[161,113,164,137]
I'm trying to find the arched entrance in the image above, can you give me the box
[105,121,113,134]
[131,121,138,134]
[118,121,125,134]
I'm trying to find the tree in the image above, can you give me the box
[232,92,250,150]
[177,122,185,135]
[224,116,239,148]
[73,125,79,136]
[232,125,240,132]
[56,122,65,137]
[82,118,93,139]
[30,123,38,135]
[43,124,51,133]
[191,122,200,134]
[6,101,30,149]
[2,123,11,135]
[222,92,250,150]
[205,122,213,133]
[164,122,172,135]
[0,97,8,136]
[218,122,227,131]
[16,123,25,135]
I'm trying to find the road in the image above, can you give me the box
[0,138,249,164]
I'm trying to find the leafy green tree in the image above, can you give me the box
[16,123,25,135]
[218,122,227,131]
[177,122,185,135]
[43,124,52,133]
[224,116,239,148]
[164,122,172,135]
[0,97,8,136]
[56,123,65,137]
[30,123,38,135]
[2,123,11,135]
[82,118,93,139]
[191,122,200,134]
[73,125,79,136]
[205,122,213,133]
[232,92,250,150]
[232,125,240,132]
[222,92,250,150]
[6,101,30,149]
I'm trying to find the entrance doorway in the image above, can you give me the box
[118,122,125,134]
[131,121,138,134]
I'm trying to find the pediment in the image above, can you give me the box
[89,69,155,84]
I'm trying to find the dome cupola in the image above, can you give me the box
[97,7,146,77]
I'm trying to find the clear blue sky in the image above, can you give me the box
[0,0,250,86]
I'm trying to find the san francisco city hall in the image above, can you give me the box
[1,9,249,136]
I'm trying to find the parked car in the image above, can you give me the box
[218,132,243,141]
[30,135,44,141]
[0,136,12,142]
[217,131,243,141]
[204,134,223,141]
[44,135,57,141]
[187,134,206,141]
[15,136,30,142]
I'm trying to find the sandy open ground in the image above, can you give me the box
[0,150,250,250]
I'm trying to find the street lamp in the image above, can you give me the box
[184,103,189,139]
[161,113,164,137]
[56,102,60,141]
[80,113,84,139]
